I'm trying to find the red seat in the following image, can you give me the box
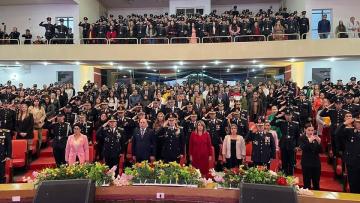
[270,150,281,172]
[5,159,13,183]
[12,140,28,168]
[88,145,95,162]
[41,129,49,146]
[31,130,39,155]
[126,141,133,162]
[245,142,252,162]
[118,154,125,175]
[208,146,215,169]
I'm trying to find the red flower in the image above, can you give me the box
[231,167,240,174]
[276,177,288,186]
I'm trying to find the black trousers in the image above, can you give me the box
[281,148,295,176]
[347,165,360,193]
[0,161,5,183]
[226,158,242,169]
[302,165,321,190]
[105,155,120,176]
[53,147,66,167]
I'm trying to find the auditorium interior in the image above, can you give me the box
[1,0,360,202]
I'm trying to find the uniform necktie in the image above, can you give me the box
[141,128,145,137]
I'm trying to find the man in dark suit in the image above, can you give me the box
[140,85,153,101]
[132,118,156,163]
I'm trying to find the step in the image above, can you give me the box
[39,147,53,158]
[29,157,56,170]
[294,163,334,178]
[296,152,328,163]
[295,173,343,192]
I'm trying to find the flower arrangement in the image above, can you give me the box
[124,161,201,186]
[24,162,115,187]
[211,165,299,188]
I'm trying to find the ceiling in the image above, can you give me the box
[0,0,77,6]
[100,0,280,8]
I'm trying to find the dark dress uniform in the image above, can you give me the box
[343,103,360,117]
[336,124,360,193]
[183,120,197,157]
[55,23,68,44]
[299,135,322,190]
[229,117,249,138]
[77,121,94,143]
[0,129,11,183]
[246,130,276,168]
[207,118,224,166]
[320,105,348,155]
[158,127,184,163]
[271,115,300,175]
[296,98,312,129]
[50,121,71,167]
[285,17,299,40]
[299,14,310,39]
[260,19,273,37]
[79,19,90,43]
[64,112,76,126]
[39,20,55,42]
[0,107,16,131]
[100,126,126,176]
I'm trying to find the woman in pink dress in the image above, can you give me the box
[65,124,89,165]
[190,22,197,44]
[189,120,212,177]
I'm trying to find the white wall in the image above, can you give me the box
[283,0,305,14]
[79,0,106,24]
[169,0,211,15]
[0,65,81,91]
[306,0,360,32]
[213,3,281,15]
[304,60,360,86]
[0,4,79,43]
[109,7,169,16]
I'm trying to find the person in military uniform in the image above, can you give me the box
[343,93,360,117]
[0,101,16,132]
[55,18,68,44]
[0,128,11,183]
[247,118,276,169]
[39,17,55,43]
[227,111,248,138]
[49,112,72,167]
[260,14,273,38]
[98,116,125,176]
[62,104,76,125]
[182,111,198,163]
[285,14,299,40]
[157,113,184,163]
[337,118,360,193]
[204,109,224,170]
[320,97,349,158]
[270,108,300,175]
[299,11,309,39]
[296,92,312,129]
[76,112,94,144]
[79,17,91,44]
[299,123,322,190]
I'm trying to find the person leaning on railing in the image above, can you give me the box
[8,27,20,44]
[21,29,32,44]
[336,20,348,38]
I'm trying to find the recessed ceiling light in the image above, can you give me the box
[226,69,230,72]
[177,69,180,73]
[252,60,257,64]
[179,61,184,66]
[328,57,337,62]
[153,69,157,72]
[289,58,296,63]
[128,70,132,72]
[43,62,48,66]
[145,76,148,79]
[202,65,207,69]
[230,65,234,69]
[173,65,178,69]
[123,75,127,78]
[252,68,255,72]
[109,62,114,66]
[259,64,264,68]
[146,66,150,70]
[15,61,20,65]
[213,60,220,65]
[144,61,149,66]
[118,66,124,70]
[75,61,80,65]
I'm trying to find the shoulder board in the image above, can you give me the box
[242,110,248,112]
[217,119,223,122]
[343,109,350,112]
[125,117,131,119]
[117,127,124,131]
[87,121,93,124]
[293,112,300,115]
[345,127,354,129]
[292,121,299,124]
[65,122,70,125]
[354,104,359,106]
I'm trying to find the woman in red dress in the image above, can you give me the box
[189,120,212,177]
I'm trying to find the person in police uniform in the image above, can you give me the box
[79,17,91,44]
[260,14,273,37]
[39,17,55,43]
[296,91,312,129]
[299,11,309,39]
[227,111,248,138]
[0,101,16,132]
[336,117,360,193]
[157,113,184,163]
[75,112,94,144]
[320,97,349,158]
[343,93,360,117]
[55,18,68,44]
[0,128,11,183]
[63,104,76,125]
[98,116,125,176]
[247,117,276,169]
[285,13,299,40]
[204,109,224,170]
[270,108,300,175]
[49,112,72,167]
[182,111,198,163]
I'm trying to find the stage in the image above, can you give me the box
[1,183,360,203]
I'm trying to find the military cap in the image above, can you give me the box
[284,108,292,115]
[57,112,65,117]
[302,11,306,15]
[65,104,72,109]
[350,77,357,81]
[47,17,52,21]
[59,18,64,22]
[324,78,330,82]
[166,113,177,120]
[84,17,88,20]
[190,111,198,117]
[335,97,343,103]
[108,116,117,122]
[256,117,266,125]
[208,108,216,114]
[345,94,354,99]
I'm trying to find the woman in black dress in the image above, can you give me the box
[299,123,322,190]
[16,102,34,151]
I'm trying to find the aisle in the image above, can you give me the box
[294,152,343,192]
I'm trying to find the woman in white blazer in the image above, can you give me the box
[222,124,246,168]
